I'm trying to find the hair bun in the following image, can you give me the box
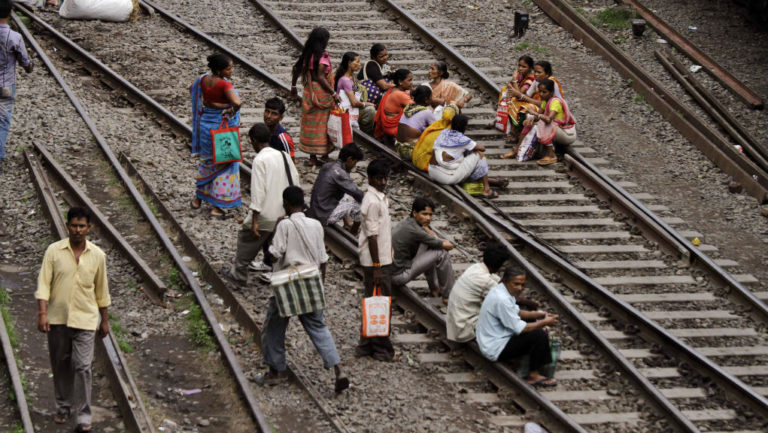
[442,71,450,79]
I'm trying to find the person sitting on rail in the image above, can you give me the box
[411,104,459,172]
[423,60,472,109]
[428,114,507,198]
[374,69,414,146]
[291,27,340,167]
[335,51,377,136]
[263,97,295,161]
[307,143,365,234]
[222,124,300,287]
[395,85,436,160]
[358,43,394,107]
[476,266,559,387]
[257,186,350,393]
[190,53,243,219]
[505,60,564,105]
[391,197,455,303]
[495,55,539,158]
[446,242,509,342]
[518,79,577,166]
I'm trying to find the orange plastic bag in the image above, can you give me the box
[361,285,391,338]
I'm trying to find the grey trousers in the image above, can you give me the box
[358,106,376,136]
[232,228,272,282]
[48,325,96,425]
[392,244,455,297]
[262,297,341,371]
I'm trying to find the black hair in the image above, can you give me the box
[0,0,11,19]
[392,69,412,87]
[248,123,271,144]
[293,27,331,78]
[283,186,305,209]
[411,197,435,214]
[451,114,469,133]
[366,158,391,179]
[411,85,432,106]
[207,53,232,75]
[433,61,450,79]
[483,242,510,272]
[264,97,286,115]
[67,207,91,224]
[334,51,360,92]
[501,266,526,282]
[339,143,364,162]
[535,60,553,76]
[519,55,534,70]
[539,78,556,94]
[370,43,387,59]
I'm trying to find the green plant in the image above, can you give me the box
[0,288,18,349]
[596,7,633,30]
[514,41,530,51]
[11,424,24,433]
[108,313,133,353]
[633,93,644,103]
[177,295,214,351]
[168,267,181,289]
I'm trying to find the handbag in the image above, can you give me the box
[495,90,512,134]
[210,118,242,164]
[271,264,326,317]
[361,285,391,338]
[327,107,351,149]
[269,219,325,317]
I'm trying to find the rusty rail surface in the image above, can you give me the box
[620,0,764,109]
[0,294,34,433]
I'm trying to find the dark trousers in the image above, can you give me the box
[357,265,394,360]
[498,329,551,374]
[232,229,272,282]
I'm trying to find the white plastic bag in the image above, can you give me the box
[327,110,344,150]
[59,0,134,22]
[338,90,360,128]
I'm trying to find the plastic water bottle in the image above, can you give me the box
[547,341,561,377]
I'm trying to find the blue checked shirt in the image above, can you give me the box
[0,24,31,87]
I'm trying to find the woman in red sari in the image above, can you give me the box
[374,69,414,146]
[291,27,341,167]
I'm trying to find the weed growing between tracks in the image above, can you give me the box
[175,294,215,352]
[108,312,134,353]
[595,7,635,30]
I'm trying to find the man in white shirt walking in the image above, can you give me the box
[257,186,349,393]
[223,123,299,286]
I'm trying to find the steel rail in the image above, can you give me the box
[662,51,768,167]
[530,0,768,203]
[655,50,768,172]
[0,293,33,433]
[139,0,290,93]
[16,18,274,430]
[620,0,764,109]
[24,150,154,433]
[117,153,351,433]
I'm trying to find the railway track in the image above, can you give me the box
[0,291,33,433]
[12,1,768,431]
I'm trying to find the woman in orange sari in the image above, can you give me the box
[374,69,413,146]
[291,27,341,167]
[423,61,472,109]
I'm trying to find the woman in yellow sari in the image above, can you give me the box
[412,104,458,172]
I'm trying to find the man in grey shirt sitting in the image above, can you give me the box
[391,197,455,302]
[307,143,365,233]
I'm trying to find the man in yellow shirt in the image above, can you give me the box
[35,207,111,433]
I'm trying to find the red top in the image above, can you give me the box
[202,78,234,104]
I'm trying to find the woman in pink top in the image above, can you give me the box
[334,51,376,135]
[292,27,341,167]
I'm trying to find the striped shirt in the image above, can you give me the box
[269,124,295,158]
[0,24,31,87]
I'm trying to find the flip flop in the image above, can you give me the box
[528,377,557,387]
[536,156,558,166]
[334,376,350,393]
[211,209,234,220]
[481,190,499,199]
[190,198,201,210]
[75,424,93,432]
[53,412,69,424]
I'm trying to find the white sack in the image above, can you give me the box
[59,0,134,22]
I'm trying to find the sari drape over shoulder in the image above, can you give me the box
[299,53,335,156]
[536,96,576,145]
[501,72,538,127]
[411,104,458,171]
[190,75,242,209]
[425,79,468,105]
[374,88,405,139]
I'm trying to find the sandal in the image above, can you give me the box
[334,376,350,393]
[211,209,233,220]
[528,377,557,388]
[190,198,201,210]
[303,160,319,168]
[536,156,558,166]
[53,412,69,424]
[75,424,93,432]
[481,190,499,199]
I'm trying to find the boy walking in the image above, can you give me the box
[356,159,395,361]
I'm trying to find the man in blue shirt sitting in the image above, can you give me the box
[476,266,559,387]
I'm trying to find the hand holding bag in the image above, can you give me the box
[210,118,243,164]
[327,107,353,149]
[361,285,391,338]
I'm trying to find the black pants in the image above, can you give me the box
[357,265,394,361]
[498,329,551,374]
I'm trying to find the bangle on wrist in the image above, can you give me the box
[38,311,47,315]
